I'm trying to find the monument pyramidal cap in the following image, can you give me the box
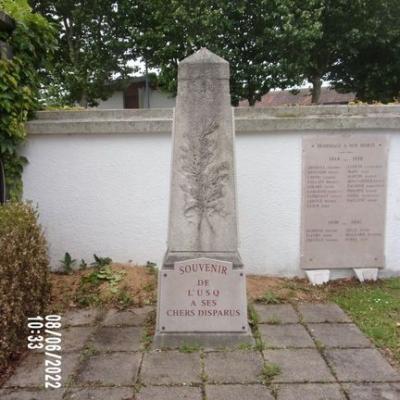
[154,48,253,348]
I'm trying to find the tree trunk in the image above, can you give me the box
[247,82,256,106]
[248,96,256,106]
[311,75,322,104]
[79,93,88,108]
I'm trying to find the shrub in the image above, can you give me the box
[0,202,50,370]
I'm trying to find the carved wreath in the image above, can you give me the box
[179,119,230,233]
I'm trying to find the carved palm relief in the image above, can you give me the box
[179,119,230,236]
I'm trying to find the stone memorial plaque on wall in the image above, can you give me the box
[301,134,388,269]
[157,258,247,332]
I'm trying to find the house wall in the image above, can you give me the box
[138,87,176,108]
[96,88,176,109]
[96,91,125,109]
[23,106,400,277]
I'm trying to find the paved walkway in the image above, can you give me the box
[0,303,399,400]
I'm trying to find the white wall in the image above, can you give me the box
[138,87,176,108]
[236,132,302,276]
[22,132,170,269]
[96,91,124,109]
[22,106,400,277]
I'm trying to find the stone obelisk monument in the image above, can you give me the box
[154,48,252,347]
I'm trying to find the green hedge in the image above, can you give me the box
[0,202,50,370]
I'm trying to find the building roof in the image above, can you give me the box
[106,75,158,91]
[239,87,355,107]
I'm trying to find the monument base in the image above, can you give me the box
[163,251,243,269]
[153,329,254,349]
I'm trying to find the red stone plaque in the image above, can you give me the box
[301,134,388,269]
[157,258,248,332]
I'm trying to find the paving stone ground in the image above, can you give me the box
[1,304,399,400]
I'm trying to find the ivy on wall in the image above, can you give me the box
[0,0,55,199]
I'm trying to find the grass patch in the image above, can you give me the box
[248,303,266,351]
[179,343,202,353]
[261,291,281,304]
[330,278,400,364]
[249,275,400,366]
[238,343,253,350]
[141,309,156,350]
[261,362,281,384]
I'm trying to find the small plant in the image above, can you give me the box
[262,291,281,304]
[141,309,156,350]
[282,280,300,290]
[262,362,281,384]
[85,265,126,293]
[75,291,100,307]
[80,344,99,361]
[179,343,201,353]
[133,382,144,395]
[145,261,157,275]
[60,252,76,274]
[91,254,112,268]
[141,330,153,350]
[79,259,87,270]
[247,304,266,350]
[270,385,279,398]
[254,338,266,351]
[239,339,266,351]
[117,285,134,308]
[248,304,259,327]
[76,259,126,306]
[200,369,209,383]
[143,282,155,292]
[238,343,253,350]
[315,339,325,351]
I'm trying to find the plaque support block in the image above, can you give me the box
[305,269,330,285]
[354,268,379,282]
[153,330,254,349]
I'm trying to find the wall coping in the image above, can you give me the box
[27,105,400,135]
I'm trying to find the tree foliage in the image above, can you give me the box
[130,0,400,105]
[30,0,133,107]
[24,0,400,106]
[281,0,351,103]
[278,0,400,103]
[122,0,322,105]
[209,0,323,105]
[330,0,400,103]
[0,0,55,199]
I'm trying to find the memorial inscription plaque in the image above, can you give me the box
[301,134,388,269]
[158,258,247,332]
